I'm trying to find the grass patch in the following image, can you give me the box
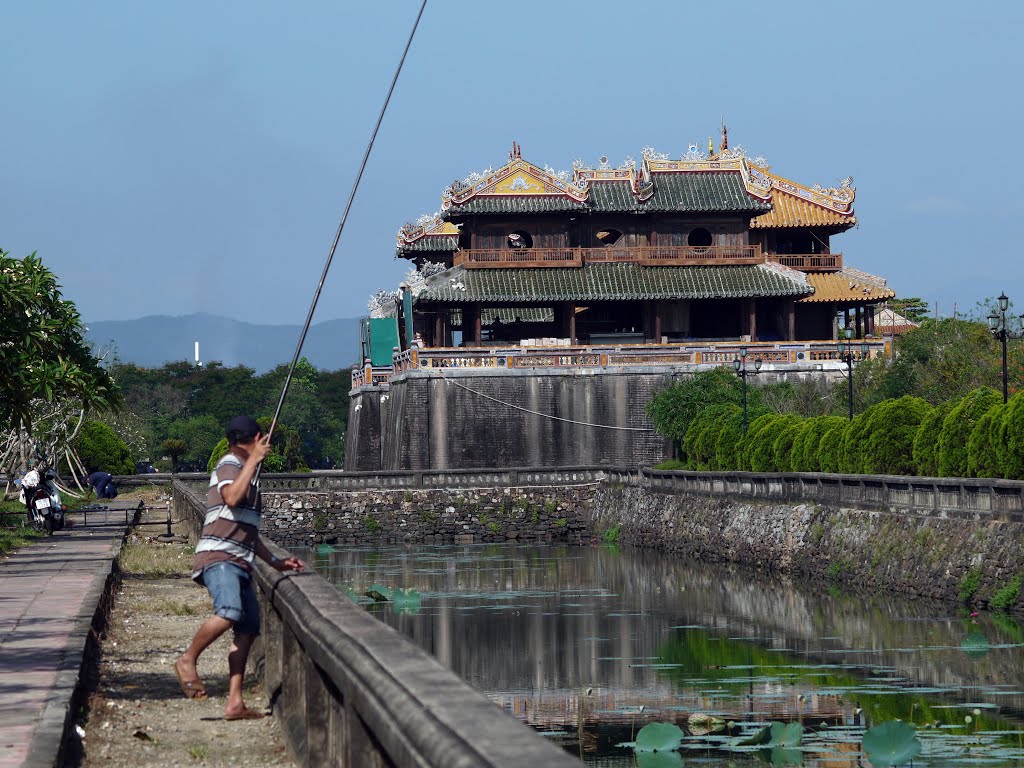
[150,599,205,616]
[486,521,501,535]
[991,575,1023,611]
[530,506,539,526]
[653,459,686,470]
[602,524,621,545]
[313,513,327,531]
[363,515,382,533]
[119,541,193,577]
[553,517,568,529]
[187,743,209,761]
[0,524,44,556]
[419,509,438,525]
[544,499,557,515]
[958,567,982,603]
[810,522,825,545]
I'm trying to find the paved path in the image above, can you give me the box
[0,508,135,768]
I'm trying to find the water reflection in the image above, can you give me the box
[295,543,1024,766]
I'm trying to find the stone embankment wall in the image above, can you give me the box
[261,485,597,549]
[591,481,1024,611]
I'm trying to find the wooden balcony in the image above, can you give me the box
[767,253,842,271]
[454,245,764,269]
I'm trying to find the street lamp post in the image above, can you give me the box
[988,292,1024,404]
[837,327,869,420]
[733,346,762,433]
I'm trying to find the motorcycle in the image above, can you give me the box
[20,468,66,534]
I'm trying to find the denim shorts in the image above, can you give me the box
[202,561,260,636]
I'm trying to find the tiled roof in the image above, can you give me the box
[751,189,857,229]
[799,267,895,304]
[588,181,639,212]
[397,235,459,255]
[415,263,812,304]
[443,196,589,216]
[644,172,772,213]
[451,307,554,324]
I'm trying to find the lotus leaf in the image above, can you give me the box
[617,722,685,752]
[862,721,922,767]
[636,750,685,768]
[960,631,991,659]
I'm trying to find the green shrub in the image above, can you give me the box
[73,420,136,475]
[966,403,1005,478]
[772,418,807,473]
[793,416,848,472]
[958,568,982,602]
[713,410,747,471]
[747,415,801,472]
[937,387,1000,478]
[998,391,1024,480]
[839,410,873,474]
[602,524,621,545]
[739,413,780,471]
[913,400,953,477]
[684,404,741,470]
[647,368,749,455]
[818,420,849,473]
[861,396,933,475]
[991,575,1022,611]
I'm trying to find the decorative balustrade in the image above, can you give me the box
[454,244,764,268]
[351,364,396,388]
[376,339,888,380]
[767,253,843,271]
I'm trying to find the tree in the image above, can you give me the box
[73,421,135,475]
[967,404,1004,478]
[887,297,930,323]
[1,251,120,493]
[161,438,188,473]
[912,400,953,477]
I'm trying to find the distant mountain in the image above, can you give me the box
[85,313,362,373]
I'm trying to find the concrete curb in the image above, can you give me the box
[22,519,133,768]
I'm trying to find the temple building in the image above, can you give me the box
[394,134,894,349]
[346,133,897,471]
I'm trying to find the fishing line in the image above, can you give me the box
[257,0,428,480]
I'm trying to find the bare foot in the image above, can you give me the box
[224,705,265,721]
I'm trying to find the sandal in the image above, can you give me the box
[225,707,265,721]
[173,660,207,700]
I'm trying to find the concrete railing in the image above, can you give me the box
[172,480,579,768]
[604,468,1024,521]
[162,467,1024,520]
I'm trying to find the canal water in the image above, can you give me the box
[294,542,1024,766]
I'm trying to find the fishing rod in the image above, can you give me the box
[255,0,427,482]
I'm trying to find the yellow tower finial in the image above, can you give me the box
[708,136,714,157]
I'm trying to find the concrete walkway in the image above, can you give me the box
[0,509,134,768]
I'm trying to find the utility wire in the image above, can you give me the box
[439,374,655,432]
[257,0,428,481]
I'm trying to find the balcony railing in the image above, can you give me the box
[767,253,842,271]
[375,339,891,383]
[454,245,764,268]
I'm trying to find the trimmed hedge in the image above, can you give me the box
[818,421,849,474]
[714,410,748,471]
[861,396,933,475]
[772,418,807,473]
[998,392,1024,480]
[937,387,1001,477]
[913,400,953,477]
[794,416,848,472]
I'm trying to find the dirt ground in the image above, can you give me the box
[75,489,295,768]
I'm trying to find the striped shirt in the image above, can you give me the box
[191,453,261,583]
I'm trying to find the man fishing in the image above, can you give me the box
[174,415,304,720]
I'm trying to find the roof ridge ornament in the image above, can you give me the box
[509,141,521,160]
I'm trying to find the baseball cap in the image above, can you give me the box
[225,415,261,443]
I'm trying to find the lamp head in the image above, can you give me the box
[754,359,762,371]
[733,357,740,371]
[739,346,747,358]
[989,313,1000,331]
[999,293,1010,312]
[844,326,853,340]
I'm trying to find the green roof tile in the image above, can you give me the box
[645,172,771,213]
[414,263,811,304]
[443,196,589,215]
[588,181,638,212]
[396,235,459,256]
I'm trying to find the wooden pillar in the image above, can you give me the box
[433,312,443,348]
[855,306,863,339]
[748,298,758,342]
[470,303,482,346]
[568,306,576,345]
[786,299,795,341]
[866,304,875,336]
[843,308,851,334]
[654,303,662,344]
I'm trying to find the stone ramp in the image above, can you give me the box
[0,505,136,768]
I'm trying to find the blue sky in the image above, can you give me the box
[2,0,1021,325]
